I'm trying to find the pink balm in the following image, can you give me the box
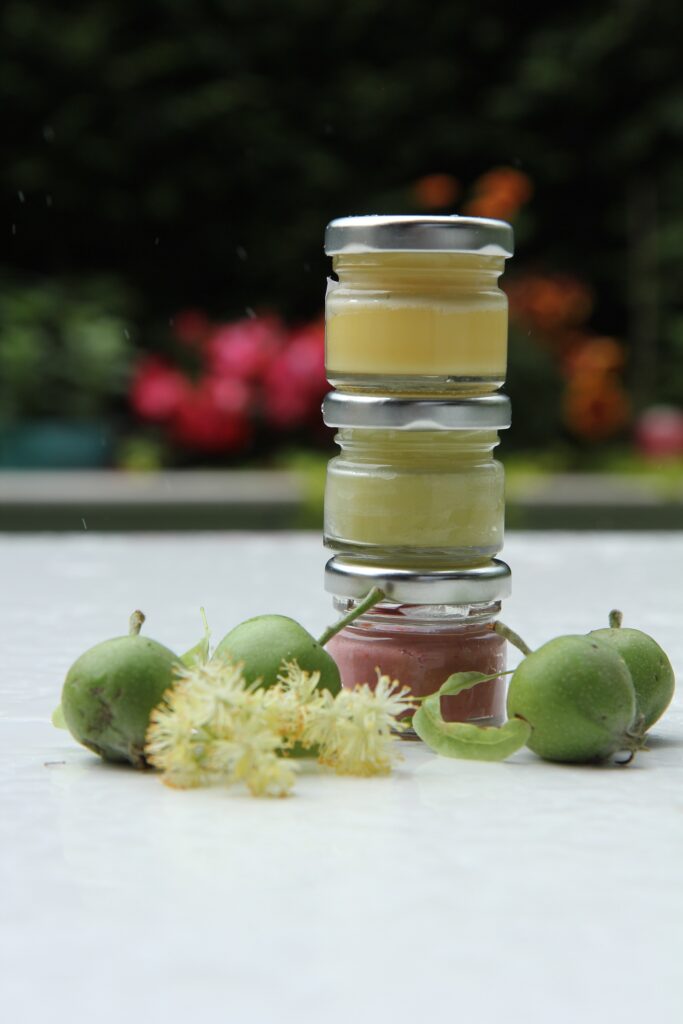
[324,559,512,730]
[327,608,505,725]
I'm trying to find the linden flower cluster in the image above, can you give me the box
[145,659,413,797]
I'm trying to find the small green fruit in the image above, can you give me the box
[212,614,341,694]
[589,624,675,731]
[507,635,639,763]
[61,612,181,767]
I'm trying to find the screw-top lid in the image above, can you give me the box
[325,215,514,257]
[325,557,512,605]
[322,392,511,430]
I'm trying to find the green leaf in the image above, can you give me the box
[438,671,501,697]
[51,704,67,729]
[180,607,211,668]
[413,693,531,762]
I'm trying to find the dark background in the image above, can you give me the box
[2,0,682,470]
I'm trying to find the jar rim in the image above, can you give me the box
[322,392,511,430]
[325,556,512,604]
[325,215,514,257]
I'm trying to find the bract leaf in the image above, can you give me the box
[438,671,499,697]
[180,607,211,668]
[51,704,67,729]
[414,694,531,762]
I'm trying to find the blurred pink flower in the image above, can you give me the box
[130,313,328,457]
[130,357,190,421]
[634,406,683,458]
[263,321,327,428]
[206,316,284,381]
[171,376,252,452]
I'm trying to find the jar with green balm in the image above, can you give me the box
[323,392,510,568]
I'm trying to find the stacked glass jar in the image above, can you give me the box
[322,216,514,729]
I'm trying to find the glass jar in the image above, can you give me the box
[322,392,510,567]
[324,557,511,730]
[324,215,514,396]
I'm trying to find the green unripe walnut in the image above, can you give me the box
[507,634,639,763]
[213,614,341,694]
[590,614,675,731]
[61,611,181,767]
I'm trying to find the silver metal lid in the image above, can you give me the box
[325,215,514,257]
[322,392,511,430]
[325,557,512,605]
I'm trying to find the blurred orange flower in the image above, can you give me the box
[464,195,516,219]
[563,337,626,377]
[413,173,460,210]
[463,167,533,219]
[563,375,631,441]
[507,274,593,335]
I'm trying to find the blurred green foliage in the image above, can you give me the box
[505,324,564,450]
[0,278,132,418]
[2,0,682,444]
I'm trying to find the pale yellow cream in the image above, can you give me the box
[326,252,508,393]
[324,429,504,565]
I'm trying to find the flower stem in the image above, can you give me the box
[317,587,385,647]
[129,610,146,636]
[493,620,533,656]
[609,609,623,629]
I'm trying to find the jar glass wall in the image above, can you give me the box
[324,557,512,733]
[324,427,504,566]
[326,598,507,729]
[325,216,511,395]
[326,251,509,395]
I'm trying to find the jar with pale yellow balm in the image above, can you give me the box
[323,392,510,568]
[324,215,514,396]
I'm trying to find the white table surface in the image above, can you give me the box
[2,532,682,1023]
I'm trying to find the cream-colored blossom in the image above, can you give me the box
[263,660,327,751]
[145,660,296,797]
[305,672,414,776]
[277,660,325,706]
[145,658,414,795]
